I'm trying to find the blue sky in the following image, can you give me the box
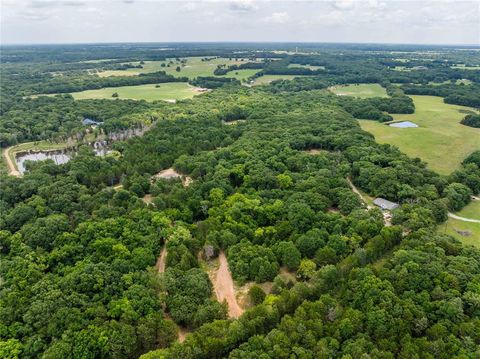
[1,0,479,45]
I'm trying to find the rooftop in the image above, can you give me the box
[373,198,399,211]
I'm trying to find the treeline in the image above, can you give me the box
[401,83,480,108]
[460,114,480,128]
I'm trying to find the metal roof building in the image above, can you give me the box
[373,198,399,211]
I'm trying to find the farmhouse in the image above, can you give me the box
[373,198,399,211]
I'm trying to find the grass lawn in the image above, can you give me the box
[70,83,200,102]
[455,200,480,220]
[219,69,260,81]
[439,218,480,248]
[251,75,303,86]
[96,57,260,80]
[329,83,388,98]
[359,95,480,175]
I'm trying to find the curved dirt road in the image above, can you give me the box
[448,212,480,224]
[2,147,21,177]
[214,251,243,318]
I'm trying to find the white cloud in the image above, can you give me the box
[264,11,291,24]
[228,0,259,12]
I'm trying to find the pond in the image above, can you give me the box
[16,143,111,174]
[388,121,419,128]
[15,126,151,174]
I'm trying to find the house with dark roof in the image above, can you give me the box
[373,198,399,211]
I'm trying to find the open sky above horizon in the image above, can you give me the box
[1,0,479,46]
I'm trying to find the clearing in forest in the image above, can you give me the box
[251,75,305,86]
[68,83,199,102]
[329,83,389,98]
[96,56,262,80]
[213,251,243,318]
[440,199,480,247]
[359,95,480,175]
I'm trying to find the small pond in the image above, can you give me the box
[388,121,419,128]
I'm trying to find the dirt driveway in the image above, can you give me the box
[214,251,243,318]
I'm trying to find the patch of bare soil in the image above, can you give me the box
[156,246,168,273]
[142,194,154,204]
[213,251,243,318]
[153,167,182,180]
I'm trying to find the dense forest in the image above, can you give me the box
[0,43,479,359]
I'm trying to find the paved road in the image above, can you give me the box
[448,212,480,224]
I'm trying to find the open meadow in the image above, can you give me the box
[96,57,262,80]
[329,83,389,98]
[251,74,304,85]
[69,82,200,101]
[359,95,480,175]
[439,200,480,247]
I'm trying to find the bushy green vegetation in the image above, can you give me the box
[1,43,479,359]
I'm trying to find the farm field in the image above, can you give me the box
[69,83,200,101]
[96,57,260,79]
[220,69,260,81]
[359,95,480,175]
[329,83,389,98]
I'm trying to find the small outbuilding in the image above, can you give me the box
[82,118,104,126]
[373,198,399,211]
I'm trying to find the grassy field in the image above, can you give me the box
[451,64,480,70]
[329,83,388,98]
[440,219,480,247]
[287,64,325,70]
[251,75,303,86]
[359,95,480,175]
[454,200,480,220]
[96,57,261,80]
[220,69,260,81]
[70,83,200,102]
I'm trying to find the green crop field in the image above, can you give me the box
[96,57,261,80]
[69,83,200,102]
[359,95,480,175]
[329,83,389,98]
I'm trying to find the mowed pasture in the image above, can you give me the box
[329,83,389,98]
[359,95,480,175]
[96,57,261,80]
[439,201,480,247]
[69,83,201,102]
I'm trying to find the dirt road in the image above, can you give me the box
[347,177,372,209]
[156,246,168,273]
[214,251,243,318]
[448,212,480,224]
[2,146,21,177]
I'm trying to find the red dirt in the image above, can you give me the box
[214,251,243,318]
